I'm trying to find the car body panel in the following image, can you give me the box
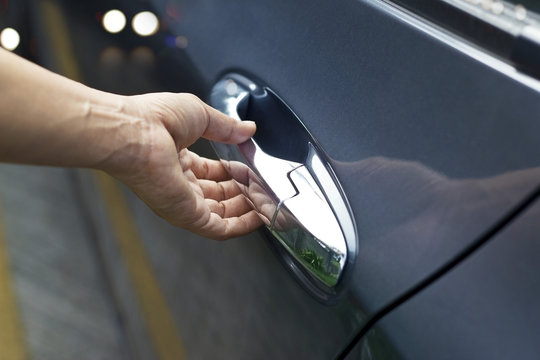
[119,185,359,359]
[98,0,540,357]
[353,197,540,359]
[146,0,540,308]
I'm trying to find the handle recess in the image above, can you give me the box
[210,74,355,290]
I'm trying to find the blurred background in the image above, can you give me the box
[0,1,209,359]
[0,0,204,95]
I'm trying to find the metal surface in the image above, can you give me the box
[210,74,354,288]
[373,0,540,78]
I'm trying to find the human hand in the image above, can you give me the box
[0,50,261,239]
[102,93,264,240]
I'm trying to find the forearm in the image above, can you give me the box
[0,49,262,238]
[0,48,130,169]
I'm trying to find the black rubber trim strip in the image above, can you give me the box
[336,183,540,359]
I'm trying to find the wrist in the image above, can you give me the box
[88,93,175,182]
[84,91,140,173]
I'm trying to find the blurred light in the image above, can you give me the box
[102,9,126,34]
[165,35,176,48]
[491,1,504,14]
[131,46,156,67]
[175,35,188,48]
[515,4,527,20]
[0,27,20,51]
[166,5,180,20]
[132,11,159,37]
[165,35,188,49]
[99,46,125,68]
[481,0,493,10]
[225,80,238,96]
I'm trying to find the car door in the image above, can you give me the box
[78,0,540,358]
[346,196,540,359]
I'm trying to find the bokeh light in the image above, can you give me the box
[131,46,156,68]
[0,28,20,51]
[491,1,504,14]
[132,11,159,37]
[175,35,188,48]
[225,79,238,96]
[99,46,125,68]
[515,4,527,20]
[165,35,188,49]
[102,9,126,34]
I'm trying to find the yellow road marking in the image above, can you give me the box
[94,172,187,360]
[40,1,188,358]
[39,0,82,80]
[0,201,28,360]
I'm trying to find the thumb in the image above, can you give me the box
[202,103,256,144]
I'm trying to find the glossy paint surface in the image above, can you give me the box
[139,0,540,357]
[359,197,540,359]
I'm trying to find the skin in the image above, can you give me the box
[0,48,263,240]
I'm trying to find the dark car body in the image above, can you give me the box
[59,0,540,358]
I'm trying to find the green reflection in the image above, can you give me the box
[272,227,340,287]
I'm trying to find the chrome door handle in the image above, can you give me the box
[210,74,356,291]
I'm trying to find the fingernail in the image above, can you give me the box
[241,121,256,136]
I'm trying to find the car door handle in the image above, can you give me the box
[210,74,356,292]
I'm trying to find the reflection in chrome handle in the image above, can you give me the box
[210,74,355,289]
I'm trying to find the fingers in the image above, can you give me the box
[137,93,255,149]
[199,192,264,240]
[205,194,253,218]
[200,102,256,144]
[185,151,231,181]
[225,160,253,186]
[198,211,264,241]
[128,92,262,240]
[198,179,242,201]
